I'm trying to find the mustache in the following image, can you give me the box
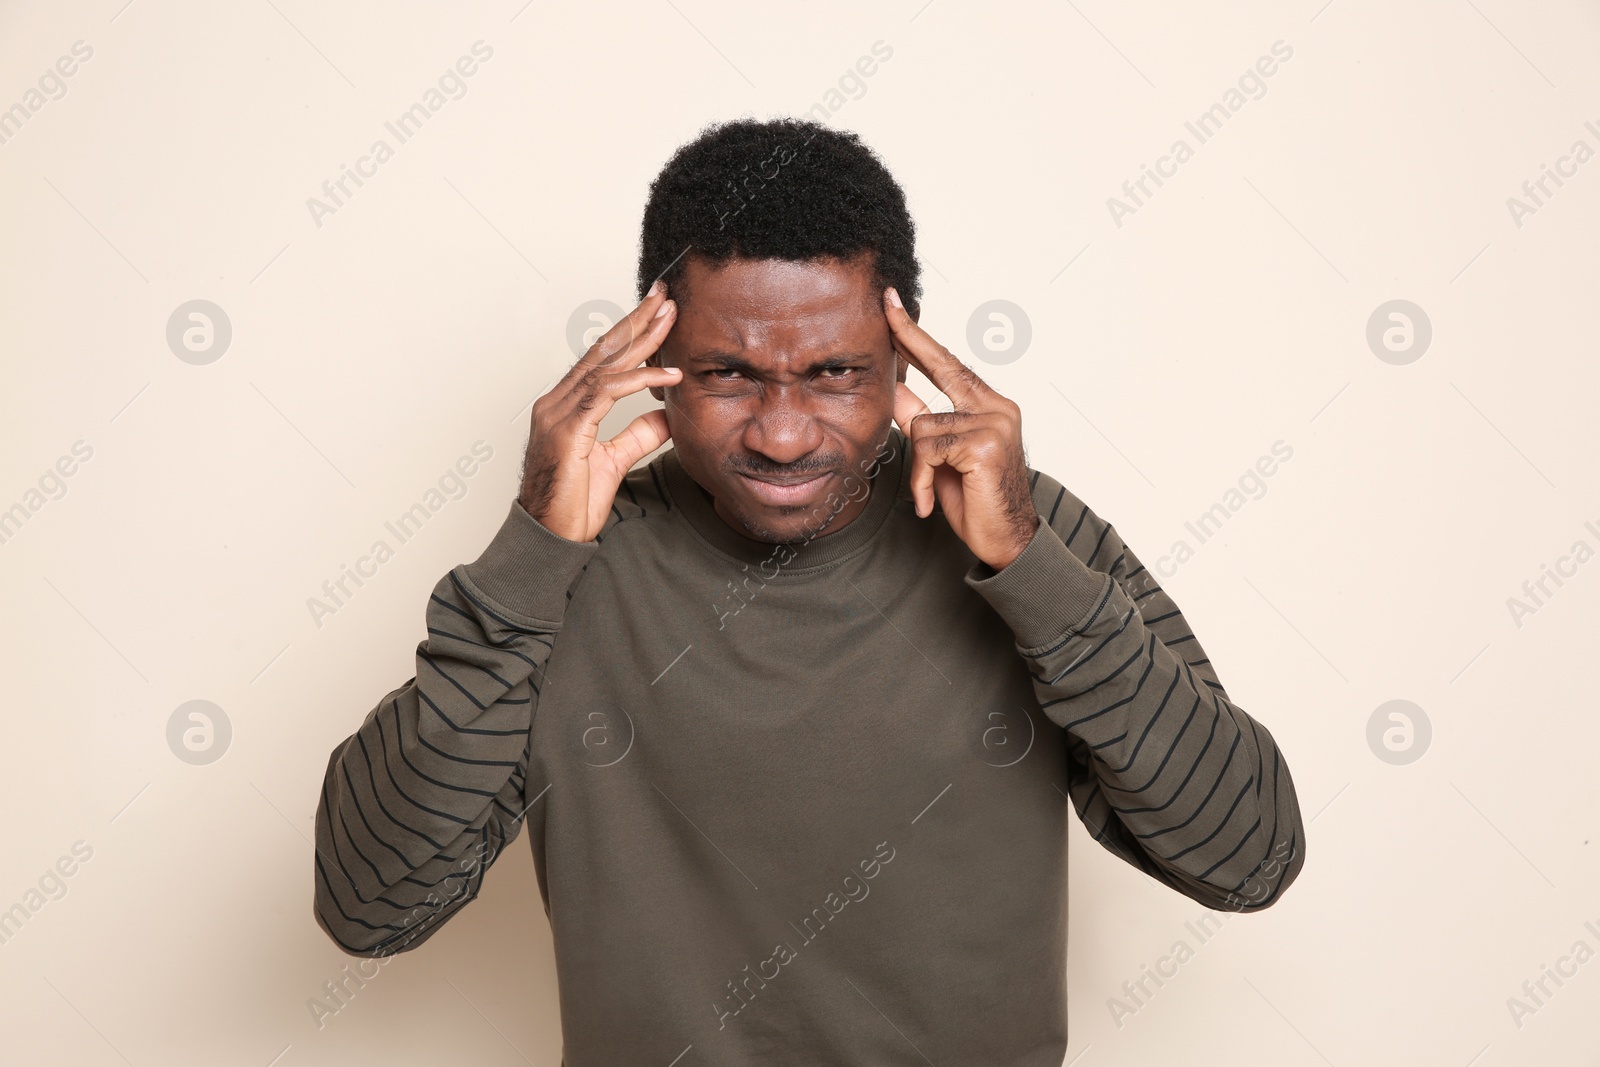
[729,453,843,478]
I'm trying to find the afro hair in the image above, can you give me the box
[636,117,922,319]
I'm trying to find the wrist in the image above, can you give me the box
[987,514,1041,571]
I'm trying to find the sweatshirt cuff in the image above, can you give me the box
[457,500,600,625]
[964,518,1113,650]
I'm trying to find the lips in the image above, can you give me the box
[737,470,833,507]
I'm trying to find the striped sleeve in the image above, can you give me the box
[964,468,1306,911]
[312,499,601,956]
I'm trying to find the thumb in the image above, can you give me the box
[600,409,671,480]
[892,380,931,438]
[892,382,937,518]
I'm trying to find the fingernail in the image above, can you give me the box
[653,300,672,319]
[646,280,661,298]
[886,287,903,309]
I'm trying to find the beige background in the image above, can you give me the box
[2,0,1597,1063]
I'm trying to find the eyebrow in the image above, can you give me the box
[689,352,879,374]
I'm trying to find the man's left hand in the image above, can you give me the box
[885,287,1040,571]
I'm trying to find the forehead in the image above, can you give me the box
[672,254,883,355]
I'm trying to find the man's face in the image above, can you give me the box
[648,252,908,544]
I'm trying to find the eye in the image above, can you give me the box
[707,369,742,380]
[819,366,856,379]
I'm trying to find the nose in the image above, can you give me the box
[742,385,823,469]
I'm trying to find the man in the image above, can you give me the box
[312,117,1306,1065]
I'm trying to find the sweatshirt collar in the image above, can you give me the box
[657,424,908,572]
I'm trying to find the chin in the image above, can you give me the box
[734,510,814,545]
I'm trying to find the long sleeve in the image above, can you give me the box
[312,499,600,957]
[964,468,1306,911]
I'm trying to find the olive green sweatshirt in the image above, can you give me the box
[312,423,1305,1065]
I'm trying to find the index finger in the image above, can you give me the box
[882,288,991,411]
[577,281,675,375]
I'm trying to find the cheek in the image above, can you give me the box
[807,390,888,436]
[666,390,750,449]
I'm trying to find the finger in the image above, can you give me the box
[891,381,936,517]
[891,379,932,438]
[909,419,1012,471]
[597,408,671,479]
[893,391,1010,516]
[883,288,994,413]
[575,283,674,375]
[908,425,987,509]
[906,415,1017,520]
[592,296,676,370]
[544,306,676,423]
[557,365,683,448]
[898,408,1007,437]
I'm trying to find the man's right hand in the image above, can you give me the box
[518,281,680,542]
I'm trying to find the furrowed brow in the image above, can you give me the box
[689,352,879,373]
[690,352,756,371]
